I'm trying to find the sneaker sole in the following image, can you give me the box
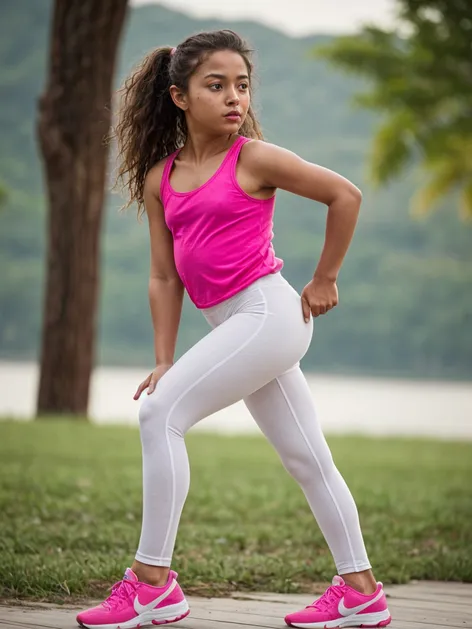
[77,601,190,629]
[286,609,392,628]
[152,608,190,626]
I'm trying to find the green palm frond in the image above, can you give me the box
[316,0,472,220]
[411,136,472,217]
[411,164,461,216]
[369,110,416,185]
[459,180,472,220]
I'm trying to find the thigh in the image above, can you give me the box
[142,308,302,436]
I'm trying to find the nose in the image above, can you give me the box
[226,88,240,105]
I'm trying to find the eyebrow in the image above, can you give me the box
[204,73,249,80]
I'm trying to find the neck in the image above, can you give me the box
[180,129,237,164]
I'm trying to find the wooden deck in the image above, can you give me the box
[1,581,470,629]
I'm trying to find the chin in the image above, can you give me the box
[222,119,243,130]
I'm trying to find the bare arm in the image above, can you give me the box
[246,142,362,281]
[144,171,184,366]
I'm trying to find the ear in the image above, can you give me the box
[169,85,188,111]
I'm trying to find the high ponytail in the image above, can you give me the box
[114,30,264,216]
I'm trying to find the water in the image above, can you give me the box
[0,361,471,440]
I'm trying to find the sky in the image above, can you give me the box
[130,0,398,37]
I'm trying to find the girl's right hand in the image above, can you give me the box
[133,364,173,400]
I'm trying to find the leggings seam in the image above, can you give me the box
[274,376,361,572]
[159,287,268,560]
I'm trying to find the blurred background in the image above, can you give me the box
[1,0,471,602]
[1,0,470,437]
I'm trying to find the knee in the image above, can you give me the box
[283,448,336,487]
[138,392,184,439]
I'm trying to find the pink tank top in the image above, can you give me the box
[160,135,284,309]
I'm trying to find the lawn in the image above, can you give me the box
[0,418,471,603]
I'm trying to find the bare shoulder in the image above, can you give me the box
[240,139,297,168]
[239,139,307,192]
[144,157,168,200]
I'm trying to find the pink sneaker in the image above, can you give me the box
[284,575,391,628]
[76,567,190,628]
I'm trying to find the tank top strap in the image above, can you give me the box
[160,148,180,204]
[226,135,252,172]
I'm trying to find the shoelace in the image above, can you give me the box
[307,585,344,611]
[103,579,137,610]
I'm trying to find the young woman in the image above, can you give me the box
[77,29,391,629]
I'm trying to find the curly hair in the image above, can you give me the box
[113,29,264,216]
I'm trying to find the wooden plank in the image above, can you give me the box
[180,621,266,629]
[388,623,460,629]
[387,590,472,604]
[190,609,280,627]
[231,593,311,604]
[387,597,472,616]
[0,609,61,629]
[393,582,472,593]
[387,609,470,628]
[0,624,51,629]
[183,616,271,629]
[192,599,290,617]
[387,583,472,600]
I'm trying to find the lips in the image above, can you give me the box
[224,111,242,120]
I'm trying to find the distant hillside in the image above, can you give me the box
[0,0,471,378]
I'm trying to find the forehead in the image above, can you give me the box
[195,50,249,77]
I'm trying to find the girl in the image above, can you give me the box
[77,29,391,629]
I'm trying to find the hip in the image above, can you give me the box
[201,272,314,356]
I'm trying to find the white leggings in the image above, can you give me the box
[136,272,371,574]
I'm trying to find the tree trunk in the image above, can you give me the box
[36,0,128,416]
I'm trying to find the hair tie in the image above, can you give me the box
[170,47,177,57]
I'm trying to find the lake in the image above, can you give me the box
[0,361,471,440]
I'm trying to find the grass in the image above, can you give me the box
[0,418,471,603]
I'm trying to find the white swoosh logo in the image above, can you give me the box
[134,578,177,615]
[338,588,383,617]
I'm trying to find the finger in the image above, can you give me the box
[311,304,321,318]
[301,298,311,323]
[133,381,147,400]
[147,378,157,395]
[133,386,144,400]
[319,305,327,315]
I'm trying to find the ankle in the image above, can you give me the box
[342,572,377,595]
[131,561,170,587]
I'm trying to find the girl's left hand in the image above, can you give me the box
[301,277,339,322]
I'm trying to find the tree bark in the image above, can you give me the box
[36,0,128,416]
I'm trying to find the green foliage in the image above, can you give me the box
[1,419,471,600]
[318,0,472,217]
[0,1,471,377]
[0,185,6,209]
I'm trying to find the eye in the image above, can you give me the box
[239,82,249,90]
[209,83,222,91]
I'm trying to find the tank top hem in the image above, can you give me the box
[193,264,284,310]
